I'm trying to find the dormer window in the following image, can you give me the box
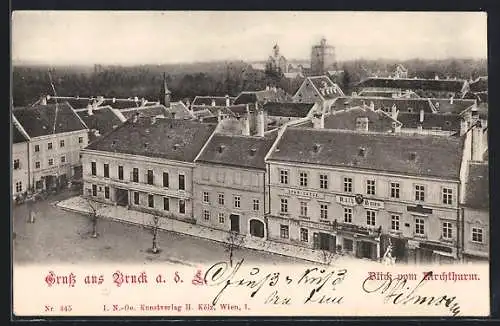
[312,144,320,153]
[218,145,225,153]
[358,147,366,157]
[173,144,180,150]
[409,152,417,161]
[249,148,257,156]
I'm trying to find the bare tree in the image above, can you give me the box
[148,215,161,254]
[320,249,337,266]
[223,231,244,267]
[84,197,100,238]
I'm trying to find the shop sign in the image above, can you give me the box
[336,195,384,209]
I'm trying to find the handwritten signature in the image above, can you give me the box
[362,271,461,316]
[203,259,347,306]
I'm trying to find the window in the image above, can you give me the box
[472,227,483,243]
[179,199,186,214]
[179,174,185,190]
[59,140,65,148]
[344,177,353,193]
[78,137,83,144]
[319,174,328,189]
[60,156,66,163]
[203,191,210,203]
[104,164,109,178]
[47,142,53,150]
[132,168,139,182]
[104,186,110,199]
[366,210,376,226]
[415,218,425,235]
[133,192,139,205]
[163,197,170,211]
[203,210,210,221]
[13,159,20,170]
[442,188,453,205]
[15,181,22,193]
[320,204,328,220]
[218,193,225,205]
[280,170,288,184]
[415,185,425,202]
[92,184,97,196]
[91,162,97,176]
[163,172,169,188]
[118,166,124,180]
[344,207,352,223]
[366,180,376,195]
[280,198,288,214]
[391,214,400,231]
[234,195,241,208]
[253,199,259,211]
[148,194,154,208]
[35,161,40,169]
[147,170,154,185]
[218,212,225,224]
[300,201,308,217]
[34,145,40,152]
[300,228,309,242]
[280,225,289,239]
[442,222,452,239]
[299,172,308,187]
[48,158,54,166]
[390,182,400,199]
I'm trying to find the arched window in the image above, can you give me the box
[249,219,265,238]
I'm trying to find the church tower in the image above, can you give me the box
[160,72,171,108]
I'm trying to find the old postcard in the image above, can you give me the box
[11,11,490,318]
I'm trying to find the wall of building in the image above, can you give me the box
[293,81,322,103]
[12,142,29,196]
[81,150,195,220]
[193,163,266,237]
[463,208,489,262]
[30,130,89,189]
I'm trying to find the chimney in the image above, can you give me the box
[391,104,398,120]
[211,99,216,107]
[417,123,423,133]
[225,95,230,107]
[312,113,324,129]
[471,107,484,161]
[141,98,147,107]
[242,114,250,136]
[266,85,270,91]
[419,109,425,123]
[132,112,139,123]
[40,95,48,106]
[87,103,93,116]
[450,95,454,104]
[369,101,375,111]
[257,107,265,137]
[217,109,223,122]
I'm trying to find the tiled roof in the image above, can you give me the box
[205,106,236,118]
[13,102,88,138]
[196,133,278,170]
[469,76,488,93]
[86,118,217,162]
[46,96,160,110]
[120,105,170,120]
[331,96,475,114]
[47,97,92,109]
[167,102,194,120]
[357,90,421,99]
[464,162,489,209]
[268,127,464,179]
[76,106,123,136]
[12,123,29,143]
[192,96,233,107]
[227,104,253,116]
[356,77,466,93]
[307,76,344,99]
[397,112,462,132]
[192,109,214,119]
[233,89,292,105]
[263,102,315,118]
[324,107,398,132]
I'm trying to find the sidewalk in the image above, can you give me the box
[56,196,358,265]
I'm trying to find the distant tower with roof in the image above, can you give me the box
[311,38,337,75]
[266,43,288,74]
[160,72,171,108]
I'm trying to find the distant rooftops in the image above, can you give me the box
[356,77,466,93]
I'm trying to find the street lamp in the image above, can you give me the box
[151,215,160,254]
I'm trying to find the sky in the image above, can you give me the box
[12,11,487,65]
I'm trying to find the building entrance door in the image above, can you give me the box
[230,214,240,233]
[249,219,264,238]
[318,232,336,251]
[115,188,129,206]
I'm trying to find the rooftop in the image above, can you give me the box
[307,76,345,99]
[76,106,123,137]
[356,77,466,93]
[397,112,462,132]
[120,105,170,120]
[86,118,217,162]
[12,123,29,143]
[268,127,464,179]
[233,89,292,105]
[196,132,278,170]
[464,162,489,210]
[469,76,488,93]
[192,96,234,107]
[13,102,88,138]
[323,107,399,132]
[263,102,316,118]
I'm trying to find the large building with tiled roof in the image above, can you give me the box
[233,87,293,105]
[13,102,89,192]
[461,161,489,262]
[75,106,124,141]
[292,76,345,106]
[262,102,319,128]
[193,132,278,237]
[191,95,235,111]
[81,118,217,223]
[322,106,401,133]
[264,125,478,264]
